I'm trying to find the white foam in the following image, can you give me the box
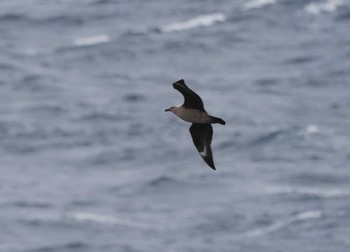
[243,0,276,10]
[71,212,118,224]
[69,212,148,229]
[73,34,110,46]
[300,124,334,137]
[265,186,349,198]
[240,210,322,238]
[160,13,226,33]
[23,48,53,56]
[306,124,320,134]
[296,210,322,220]
[24,48,39,56]
[305,0,344,14]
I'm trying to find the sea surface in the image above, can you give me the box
[1,0,350,251]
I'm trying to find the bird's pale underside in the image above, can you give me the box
[165,79,225,170]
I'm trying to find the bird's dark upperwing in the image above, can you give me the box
[189,123,215,170]
[172,79,205,111]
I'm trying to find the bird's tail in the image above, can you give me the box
[210,116,226,125]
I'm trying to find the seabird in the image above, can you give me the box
[165,79,225,170]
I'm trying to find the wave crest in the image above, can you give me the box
[73,34,110,47]
[242,0,277,10]
[69,212,148,229]
[239,210,322,238]
[160,13,226,33]
[305,0,345,14]
[265,186,350,199]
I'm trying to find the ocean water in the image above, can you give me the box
[1,0,350,251]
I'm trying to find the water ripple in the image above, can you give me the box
[237,210,323,239]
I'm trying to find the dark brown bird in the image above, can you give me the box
[165,79,225,170]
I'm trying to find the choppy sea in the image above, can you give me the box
[1,0,350,251]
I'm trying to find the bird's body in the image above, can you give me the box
[165,79,225,170]
[170,106,213,124]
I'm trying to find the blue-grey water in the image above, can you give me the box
[1,0,350,251]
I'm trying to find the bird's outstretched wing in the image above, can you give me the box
[172,79,205,111]
[189,123,215,170]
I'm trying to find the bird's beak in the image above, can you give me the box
[165,108,171,112]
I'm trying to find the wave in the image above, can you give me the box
[0,13,84,25]
[238,210,322,238]
[147,175,178,187]
[78,111,121,122]
[70,212,120,225]
[242,0,277,10]
[248,129,286,146]
[21,211,148,229]
[21,212,62,226]
[0,13,28,22]
[50,34,111,54]
[159,13,226,33]
[298,124,335,140]
[27,242,87,252]
[305,0,345,14]
[336,7,350,20]
[284,55,315,65]
[247,124,332,148]
[12,200,51,209]
[123,93,146,102]
[73,34,110,47]
[69,212,148,229]
[305,124,320,134]
[265,186,350,199]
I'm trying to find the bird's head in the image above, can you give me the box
[164,105,179,113]
[165,106,175,112]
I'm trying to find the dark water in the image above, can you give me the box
[1,0,350,251]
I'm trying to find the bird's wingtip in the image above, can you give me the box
[173,79,185,87]
[176,79,185,84]
[208,162,216,170]
[210,117,226,125]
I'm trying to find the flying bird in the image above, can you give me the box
[165,79,225,170]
